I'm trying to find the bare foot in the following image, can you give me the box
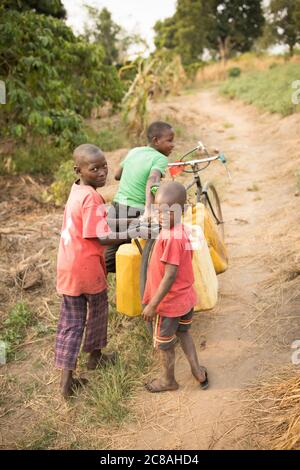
[192,366,209,390]
[61,377,89,399]
[145,378,179,393]
[87,351,118,370]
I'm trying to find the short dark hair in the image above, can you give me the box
[147,121,172,142]
[73,144,103,166]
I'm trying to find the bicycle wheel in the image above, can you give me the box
[140,238,156,299]
[201,182,225,241]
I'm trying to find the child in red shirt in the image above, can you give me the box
[56,143,129,398]
[142,181,209,392]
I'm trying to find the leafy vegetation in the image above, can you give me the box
[0,302,35,361]
[154,0,212,65]
[45,159,74,206]
[220,62,300,115]
[4,142,66,175]
[84,123,129,152]
[84,6,121,66]
[84,6,147,65]
[228,67,241,78]
[44,123,130,205]
[122,53,186,138]
[207,0,265,62]
[0,7,124,147]
[269,0,300,57]
[83,276,152,424]
[154,0,265,64]
[3,0,67,18]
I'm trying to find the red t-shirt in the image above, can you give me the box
[56,182,110,296]
[142,223,197,317]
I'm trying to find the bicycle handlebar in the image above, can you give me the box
[167,142,231,180]
[168,153,224,168]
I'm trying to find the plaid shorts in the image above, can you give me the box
[148,309,193,350]
[55,290,108,370]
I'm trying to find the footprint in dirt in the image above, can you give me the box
[234,218,249,225]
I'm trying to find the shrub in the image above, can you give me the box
[45,160,75,206]
[220,62,300,116]
[0,8,124,148]
[228,67,241,78]
[0,302,35,361]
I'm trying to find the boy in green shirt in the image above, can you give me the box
[106,121,175,272]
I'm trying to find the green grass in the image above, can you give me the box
[84,124,129,152]
[86,360,137,423]
[43,159,75,206]
[0,141,66,176]
[0,122,129,177]
[23,424,58,450]
[161,114,186,139]
[80,275,153,425]
[1,277,153,448]
[40,121,130,205]
[220,62,300,116]
[0,302,35,362]
[84,318,152,424]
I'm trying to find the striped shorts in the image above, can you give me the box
[55,290,108,370]
[148,309,193,350]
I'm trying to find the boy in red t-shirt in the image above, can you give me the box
[56,143,129,398]
[142,182,209,392]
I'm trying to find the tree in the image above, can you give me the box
[3,0,66,18]
[154,16,177,52]
[154,0,211,65]
[84,7,147,65]
[154,0,265,64]
[0,8,123,146]
[116,31,148,63]
[269,0,300,56]
[207,0,265,62]
[84,7,121,65]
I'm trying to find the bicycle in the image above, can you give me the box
[138,141,230,298]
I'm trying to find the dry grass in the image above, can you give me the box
[0,177,154,449]
[122,55,186,139]
[241,184,300,450]
[196,53,298,85]
[243,369,300,450]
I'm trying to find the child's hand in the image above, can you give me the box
[140,208,159,224]
[142,304,157,321]
[140,210,151,222]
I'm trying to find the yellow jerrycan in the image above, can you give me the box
[184,203,228,275]
[184,223,218,311]
[116,239,146,317]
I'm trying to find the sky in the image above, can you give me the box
[62,1,286,57]
[62,0,176,51]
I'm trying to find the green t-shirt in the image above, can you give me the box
[114,146,168,209]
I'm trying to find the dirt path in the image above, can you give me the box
[1,88,299,450]
[115,89,300,450]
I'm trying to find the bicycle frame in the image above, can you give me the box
[185,168,223,226]
[168,153,226,226]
